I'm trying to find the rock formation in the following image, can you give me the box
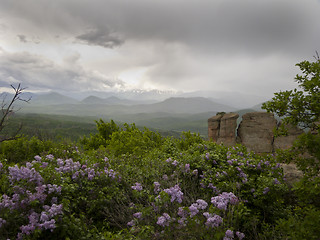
[217,113,239,146]
[208,114,223,142]
[208,113,239,146]
[273,123,304,150]
[237,112,277,153]
[208,111,304,153]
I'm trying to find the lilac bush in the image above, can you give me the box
[0,127,296,239]
[0,159,64,239]
[0,151,126,239]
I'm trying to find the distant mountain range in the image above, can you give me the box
[2,88,269,109]
[15,94,235,115]
[0,90,267,137]
[1,90,266,116]
[80,95,158,105]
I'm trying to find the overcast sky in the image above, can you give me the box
[0,0,319,99]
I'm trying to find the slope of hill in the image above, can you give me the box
[81,96,104,104]
[147,97,236,114]
[32,92,79,105]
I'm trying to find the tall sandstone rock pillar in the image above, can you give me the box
[208,115,223,142]
[217,113,239,146]
[237,112,277,153]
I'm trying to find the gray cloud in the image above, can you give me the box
[0,0,319,98]
[3,0,319,55]
[17,34,27,43]
[16,34,41,44]
[0,49,125,92]
[76,28,124,48]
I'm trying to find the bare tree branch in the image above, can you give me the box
[0,83,31,142]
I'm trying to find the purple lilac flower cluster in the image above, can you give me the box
[211,192,239,211]
[227,158,239,165]
[176,207,188,226]
[0,155,66,239]
[154,182,161,193]
[236,167,248,183]
[189,199,208,217]
[184,164,190,173]
[236,231,245,239]
[8,165,43,185]
[263,187,270,194]
[127,220,135,227]
[133,212,142,219]
[203,212,223,228]
[223,229,245,240]
[163,185,183,203]
[18,204,63,238]
[131,182,143,191]
[126,211,143,227]
[55,158,81,173]
[224,229,234,240]
[204,152,217,164]
[156,213,171,227]
[55,157,121,182]
[1,163,62,211]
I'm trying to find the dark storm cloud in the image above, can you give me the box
[76,28,124,48]
[0,0,319,96]
[0,49,124,91]
[17,35,27,43]
[2,0,319,54]
[56,0,317,56]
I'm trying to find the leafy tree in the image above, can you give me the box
[262,54,320,172]
[80,119,120,149]
[262,54,320,213]
[262,53,320,131]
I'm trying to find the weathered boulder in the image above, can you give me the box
[280,163,303,186]
[208,114,223,142]
[237,112,277,153]
[274,123,304,150]
[217,113,239,146]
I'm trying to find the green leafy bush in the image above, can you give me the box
[0,137,54,164]
[0,119,319,239]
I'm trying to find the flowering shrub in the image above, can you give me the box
[0,153,127,239]
[0,121,318,239]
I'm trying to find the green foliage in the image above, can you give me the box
[1,117,320,239]
[107,123,163,157]
[274,206,320,240]
[1,113,97,142]
[80,119,119,149]
[262,55,320,176]
[0,137,54,164]
[81,120,164,157]
[258,55,320,239]
[96,119,119,142]
[276,132,320,177]
[262,56,320,131]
